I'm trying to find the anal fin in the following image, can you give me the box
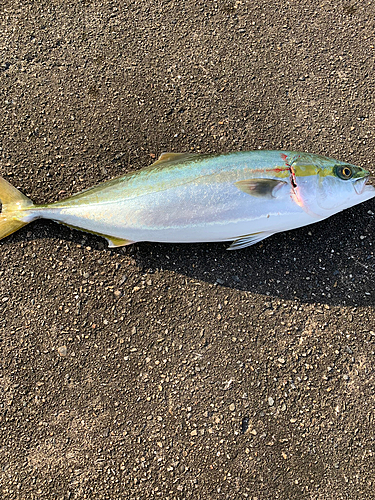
[57,221,135,248]
[228,232,274,250]
[105,236,135,248]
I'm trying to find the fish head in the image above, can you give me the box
[288,153,375,217]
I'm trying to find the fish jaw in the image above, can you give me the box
[341,181,375,209]
[321,176,375,214]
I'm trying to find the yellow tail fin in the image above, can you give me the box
[0,176,34,242]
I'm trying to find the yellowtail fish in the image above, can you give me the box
[0,151,374,250]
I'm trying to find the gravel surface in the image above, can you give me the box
[1,1,375,499]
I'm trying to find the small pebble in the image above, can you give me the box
[118,274,127,285]
[277,357,285,364]
[268,397,274,406]
[241,417,250,434]
[58,346,67,357]
[229,403,235,411]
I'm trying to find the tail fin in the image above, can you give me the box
[0,176,34,242]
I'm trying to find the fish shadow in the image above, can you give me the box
[131,205,375,307]
[5,204,375,307]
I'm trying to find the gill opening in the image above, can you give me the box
[290,165,297,188]
[285,155,300,190]
[285,155,307,211]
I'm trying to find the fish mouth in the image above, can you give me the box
[354,176,372,195]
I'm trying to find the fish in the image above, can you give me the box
[0,150,374,250]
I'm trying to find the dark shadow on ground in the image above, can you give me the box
[130,203,375,307]
[4,203,375,307]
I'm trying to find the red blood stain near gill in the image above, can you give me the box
[280,152,305,208]
[280,152,297,187]
[280,152,292,174]
[289,166,305,209]
[290,167,297,188]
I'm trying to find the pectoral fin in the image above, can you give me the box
[235,179,287,199]
[228,232,274,250]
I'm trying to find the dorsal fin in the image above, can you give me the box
[152,152,199,166]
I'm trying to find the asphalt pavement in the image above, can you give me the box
[0,1,374,499]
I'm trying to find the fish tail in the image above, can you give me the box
[0,176,34,242]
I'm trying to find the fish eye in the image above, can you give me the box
[335,165,353,180]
